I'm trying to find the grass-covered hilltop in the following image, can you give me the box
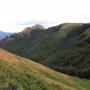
[0,23,90,79]
[0,48,90,90]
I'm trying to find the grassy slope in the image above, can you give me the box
[0,48,90,90]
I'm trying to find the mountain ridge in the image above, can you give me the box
[21,24,45,33]
[0,23,90,79]
[31,24,45,30]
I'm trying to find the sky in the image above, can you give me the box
[0,0,90,32]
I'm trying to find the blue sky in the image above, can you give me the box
[0,0,90,32]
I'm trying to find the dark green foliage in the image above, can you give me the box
[0,23,90,79]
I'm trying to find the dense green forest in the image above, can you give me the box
[0,23,90,79]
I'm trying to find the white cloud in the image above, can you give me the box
[0,0,90,32]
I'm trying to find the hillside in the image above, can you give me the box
[0,48,90,90]
[0,23,90,79]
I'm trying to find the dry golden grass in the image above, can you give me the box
[0,48,89,90]
[0,48,70,80]
[42,77,76,90]
[60,23,82,32]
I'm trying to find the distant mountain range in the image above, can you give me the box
[0,23,90,79]
[0,31,12,39]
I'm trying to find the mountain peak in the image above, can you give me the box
[31,24,45,30]
[21,24,45,33]
[22,27,31,33]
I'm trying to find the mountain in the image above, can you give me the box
[0,48,90,90]
[21,24,45,33]
[21,27,32,33]
[0,23,90,79]
[31,24,45,30]
[0,31,12,39]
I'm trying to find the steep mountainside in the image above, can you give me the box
[0,48,90,90]
[0,23,90,79]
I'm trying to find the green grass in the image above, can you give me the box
[0,49,90,90]
[0,59,59,90]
